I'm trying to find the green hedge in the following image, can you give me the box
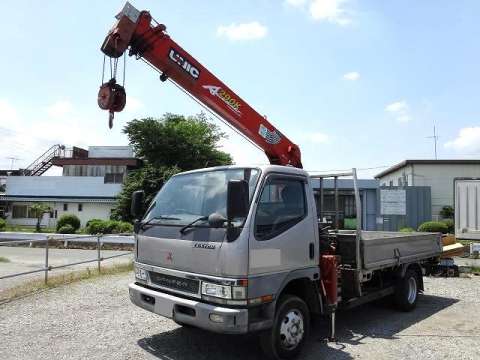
[0,218,5,231]
[417,221,448,234]
[56,214,81,233]
[86,219,133,235]
[441,219,454,234]
[57,224,76,234]
[399,227,415,233]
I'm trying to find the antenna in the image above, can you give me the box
[426,124,438,159]
[5,157,21,170]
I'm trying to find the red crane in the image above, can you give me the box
[98,2,302,168]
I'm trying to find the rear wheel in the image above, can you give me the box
[260,295,310,360]
[394,269,419,311]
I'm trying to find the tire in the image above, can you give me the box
[260,295,310,360]
[394,269,419,312]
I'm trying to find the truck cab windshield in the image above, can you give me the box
[143,168,260,227]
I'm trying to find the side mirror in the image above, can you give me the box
[208,212,227,228]
[131,190,145,219]
[226,180,249,221]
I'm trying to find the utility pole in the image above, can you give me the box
[426,124,438,160]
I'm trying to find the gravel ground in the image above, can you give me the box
[0,247,133,291]
[1,274,479,360]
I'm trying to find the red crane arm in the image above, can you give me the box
[99,3,302,168]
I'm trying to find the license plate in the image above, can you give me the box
[150,272,199,294]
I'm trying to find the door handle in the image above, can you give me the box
[309,243,314,259]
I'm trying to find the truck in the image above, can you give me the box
[99,3,443,359]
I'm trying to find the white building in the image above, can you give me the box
[375,159,480,217]
[0,146,140,228]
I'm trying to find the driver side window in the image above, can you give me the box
[255,177,307,241]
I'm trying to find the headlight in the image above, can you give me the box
[134,266,148,281]
[201,282,232,299]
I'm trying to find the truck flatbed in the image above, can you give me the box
[335,230,442,271]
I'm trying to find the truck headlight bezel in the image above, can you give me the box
[201,282,232,299]
[201,280,248,305]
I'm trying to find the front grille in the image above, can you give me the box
[149,272,199,294]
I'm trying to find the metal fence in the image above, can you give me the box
[0,234,133,284]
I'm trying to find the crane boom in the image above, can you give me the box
[99,2,302,168]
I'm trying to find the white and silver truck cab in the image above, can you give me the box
[128,165,442,359]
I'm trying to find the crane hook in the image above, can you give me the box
[97,78,126,129]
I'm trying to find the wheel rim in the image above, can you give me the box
[407,277,417,304]
[279,309,304,350]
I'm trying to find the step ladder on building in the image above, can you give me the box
[22,144,66,176]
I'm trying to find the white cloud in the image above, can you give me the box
[125,96,143,113]
[343,71,360,81]
[306,132,330,143]
[285,0,307,7]
[385,100,408,113]
[285,0,352,25]
[385,100,411,123]
[0,98,118,170]
[0,99,18,125]
[46,100,73,119]
[396,115,411,123]
[309,0,351,25]
[217,22,268,41]
[445,127,480,153]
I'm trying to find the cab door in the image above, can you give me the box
[248,174,317,275]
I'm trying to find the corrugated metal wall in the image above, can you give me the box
[376,186,431,231]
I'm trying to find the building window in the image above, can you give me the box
[78,203,83,212]
[54,210,58,219]
[63,203,68,211]
[104,173,124,184]
[389,180,393,187]
[12,205,28,219]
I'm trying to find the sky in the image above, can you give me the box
[0,0,479,178]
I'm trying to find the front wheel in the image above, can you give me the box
[394,269,419,312]
[260,295,310,360]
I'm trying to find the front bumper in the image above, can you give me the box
[129,282,249,334]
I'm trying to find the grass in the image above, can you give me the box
[3,225,57,233]
[0,256,10,263]
[0,260,133,304]
[471,266,480,274]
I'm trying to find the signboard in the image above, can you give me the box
[380,189,406,215]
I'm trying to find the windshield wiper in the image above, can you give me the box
[141,216,181,229]
[180,216,208,234]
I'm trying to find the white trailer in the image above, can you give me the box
[454,178,480,240]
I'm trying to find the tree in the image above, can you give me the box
[439,205,454,219]
[30,203,51,232]
[124,113,232,169]
[112,113,233,221]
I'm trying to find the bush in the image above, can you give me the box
[418,221,448,234]
[441,219,454,234]
[85,219,133,234]
[57,224,76,234]
[439,205,454,219]
[0,218,6,231]
[85,219,106,234]
[399,227,415,233]
[86,218,102,228]
[56,214,80,232]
